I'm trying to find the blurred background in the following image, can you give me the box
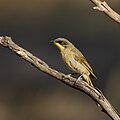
[0,0,120,120]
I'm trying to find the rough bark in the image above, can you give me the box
[90,0,120,24]
[0,36,119,120]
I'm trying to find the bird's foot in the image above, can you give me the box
[66,73,79,77]
[78,75,84,80]
[73,75,83,85]
[62,73,75,80]
[66,73,72,77]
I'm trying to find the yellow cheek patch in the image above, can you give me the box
[54,42,64,50]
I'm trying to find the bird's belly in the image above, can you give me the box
[64,57,89,75]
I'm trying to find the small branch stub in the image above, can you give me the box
[90,0,120,23]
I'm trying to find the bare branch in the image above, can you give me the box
[0,36,120,120]
[90,0,120,24]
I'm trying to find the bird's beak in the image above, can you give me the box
[50,40,54,43]
[50,40,64,50]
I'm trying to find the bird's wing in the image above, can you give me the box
[72,48,97,79]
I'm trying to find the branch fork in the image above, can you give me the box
[90,0,120,23]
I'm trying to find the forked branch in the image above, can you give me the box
[0,36,120,120]
[90,0,120,24]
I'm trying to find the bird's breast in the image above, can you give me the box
[60,49,89,75]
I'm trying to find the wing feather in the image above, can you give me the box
[72,48,97,79]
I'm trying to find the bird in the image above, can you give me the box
[51,38,97,87]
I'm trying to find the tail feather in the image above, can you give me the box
[91,72,97,79]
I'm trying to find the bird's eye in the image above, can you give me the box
[57,41,68,46]
[57,41,64,45]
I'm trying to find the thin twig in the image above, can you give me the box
[0,36,120,120]
[90,0,120,24]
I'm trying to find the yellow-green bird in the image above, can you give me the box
[51,38,97,87]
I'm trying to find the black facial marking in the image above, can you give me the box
[56,40,68,46]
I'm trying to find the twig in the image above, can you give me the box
[0,36,120,120]
[90,0,120,24]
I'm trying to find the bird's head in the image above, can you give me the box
[51,38,73,51]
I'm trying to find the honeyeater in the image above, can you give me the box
[51,38,97,87]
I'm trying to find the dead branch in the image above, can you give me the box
[90,0,120,24]
[0,36,119,119]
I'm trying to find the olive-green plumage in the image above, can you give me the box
[52,38,97,87]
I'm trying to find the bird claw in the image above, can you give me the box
[66,73,72,77]
[78,75,83,80]
[73,75,83,85]
[66,73,79,77]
